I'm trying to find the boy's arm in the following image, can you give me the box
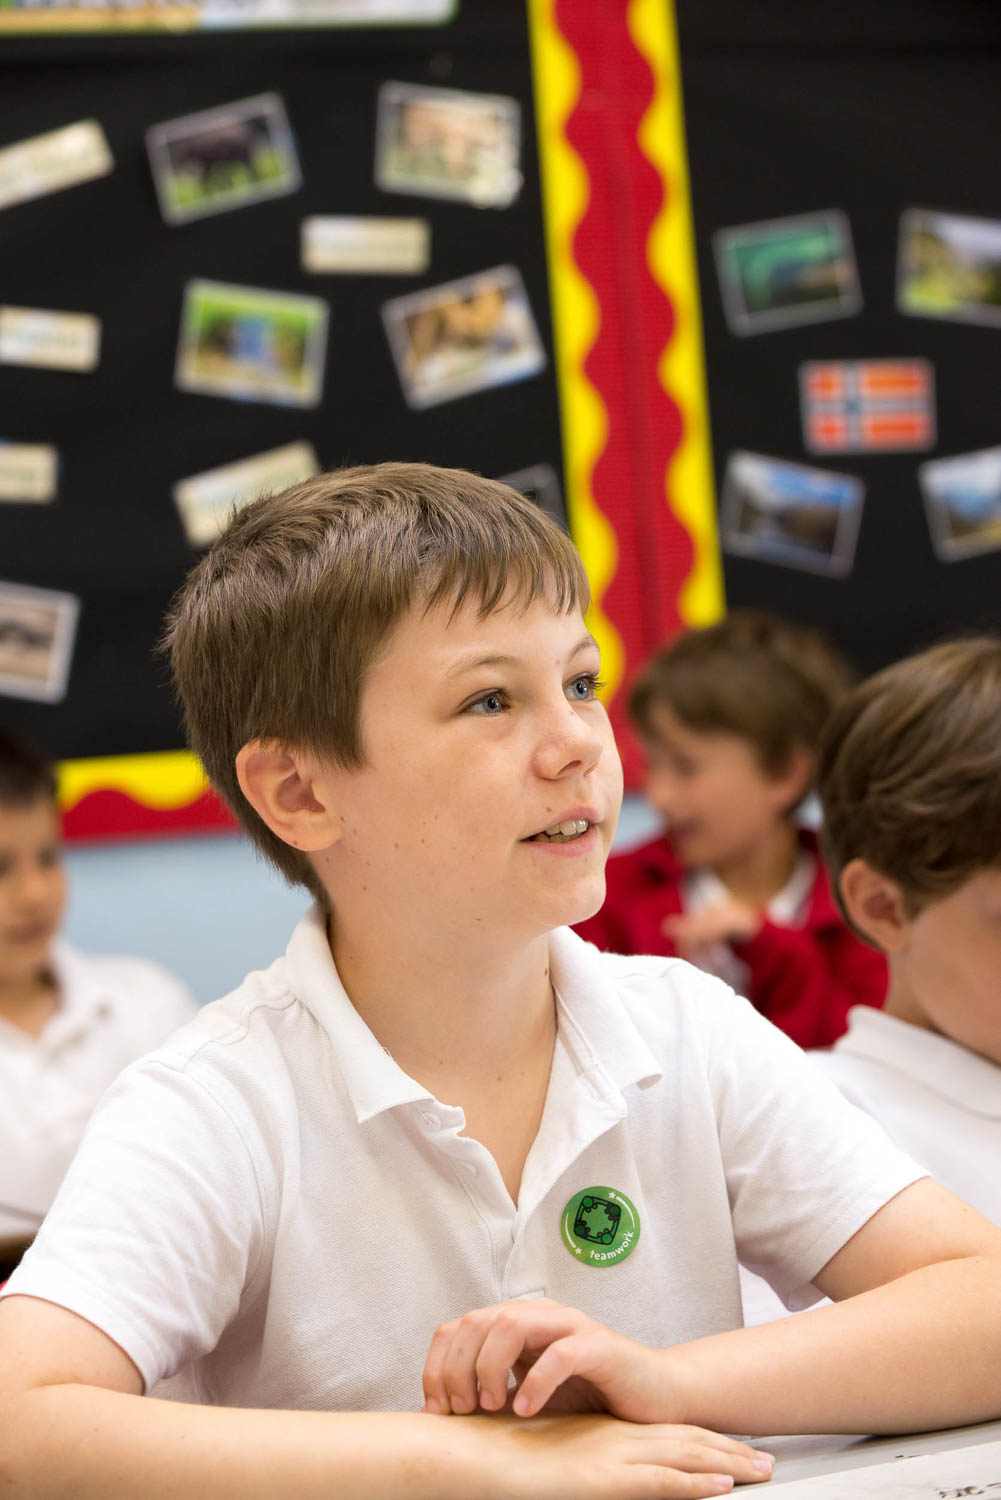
[423,1178,1001,1436]
[0,1295,773,1500]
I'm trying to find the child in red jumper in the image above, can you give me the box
[575,611,885,1048]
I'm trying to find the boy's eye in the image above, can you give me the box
[567,672,603,702]
[38,845,61,869]
[466,690,508,716]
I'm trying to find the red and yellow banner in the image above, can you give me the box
[59,751,233,842]
[528,0,723,782]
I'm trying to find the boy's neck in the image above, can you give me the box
[0,969,59,1039]
[327,916,556,1083]
[711,821,802,909]
[881,970,935,1035]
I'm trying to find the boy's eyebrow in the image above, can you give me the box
[444,632,598,680]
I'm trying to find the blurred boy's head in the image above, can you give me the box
[628,610,852,871]
[165,462,607,915]
[819,637,1001,1063]
[0,734,66,990]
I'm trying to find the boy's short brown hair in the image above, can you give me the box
[0,732,58,809]
[164,462,589,902]
[629,609,852,777]
[819,636,1001,920]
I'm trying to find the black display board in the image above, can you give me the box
[4,0,1001,765]
[0,3,560,758]
[677,0,1001,675]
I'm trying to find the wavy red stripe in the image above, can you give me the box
[554,0,695,778]
[62,786,236,843]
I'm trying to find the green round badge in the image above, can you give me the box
[561,1186,641,1266]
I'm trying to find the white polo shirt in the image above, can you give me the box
[0,943,197,1241]
[739,1006,1001,1326]
[2,911,923,1410]
[818,1006,1001,1223]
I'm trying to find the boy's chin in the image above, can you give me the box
[566,875,607,926]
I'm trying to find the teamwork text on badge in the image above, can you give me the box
[561,1188,640,1266]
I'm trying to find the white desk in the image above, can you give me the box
[737,1418,1001,1493]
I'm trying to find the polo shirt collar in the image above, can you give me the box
[0,942,112,1053]
[285,908,662,1125]
[837,1005,1001,1119]
[548,927,664,1096]
[284,906,440,1123]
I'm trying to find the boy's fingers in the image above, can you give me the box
[629,1468,735,1497]
[617,1429,775,1494]
[439,1309,501,1415]
[511,1329,599,1414]
[473,1304,584,1411]
[421,1317,462,1414]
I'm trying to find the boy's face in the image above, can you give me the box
[314,593,623,943]
[894,867,1001,1066]
[641,704,797,870]
[0,796,66,990]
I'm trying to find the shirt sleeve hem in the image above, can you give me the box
[780,1165,930,1311]
[0,1270,166,1394]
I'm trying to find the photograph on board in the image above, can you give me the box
[382,265,545,408]
[375,81,522,207]
[799,358,935,455]
[175,280,328,408]
[713,210,862,335]
[0,581,79,702]
[919,445,1001,562]
[898,208,1001,327]
[720,451,864,577]
[147,93,301,225]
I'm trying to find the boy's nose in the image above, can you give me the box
[12,864,54,908]
[644,763,679,813]
[534,702,607,780]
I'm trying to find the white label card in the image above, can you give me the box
[0,120,113,211]
[0,443,58,503]
[302,216,431,274]
[0,306,101,371]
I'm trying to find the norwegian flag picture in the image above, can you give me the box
[799,358,935,454]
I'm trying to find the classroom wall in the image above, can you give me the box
[61,794,665,1004]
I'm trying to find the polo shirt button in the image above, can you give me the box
[424,1113,441,1130]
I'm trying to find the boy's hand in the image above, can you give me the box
[663,901,760,956]
[484,1413,776,1499]
[423,1298,681,1425]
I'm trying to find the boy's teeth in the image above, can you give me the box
[536,818,590,840]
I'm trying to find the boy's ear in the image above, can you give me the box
[770,746,815,814]
[838,858,910,952]
[235,740,344,853]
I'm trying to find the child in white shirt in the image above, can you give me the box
[0,732,196,1266]
[1,466,1000,1500]
[742,637,1001,1326]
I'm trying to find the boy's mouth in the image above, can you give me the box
[526,818,592,843]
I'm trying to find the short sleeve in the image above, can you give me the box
[0,1057,270,1393]
[703,987,927,1310]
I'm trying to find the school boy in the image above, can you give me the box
[741,637,1001,1327]
[812,635,1001,1219]
[0,732,196,1269]
[575,612,886,1047]
[1,465,1001,1500]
